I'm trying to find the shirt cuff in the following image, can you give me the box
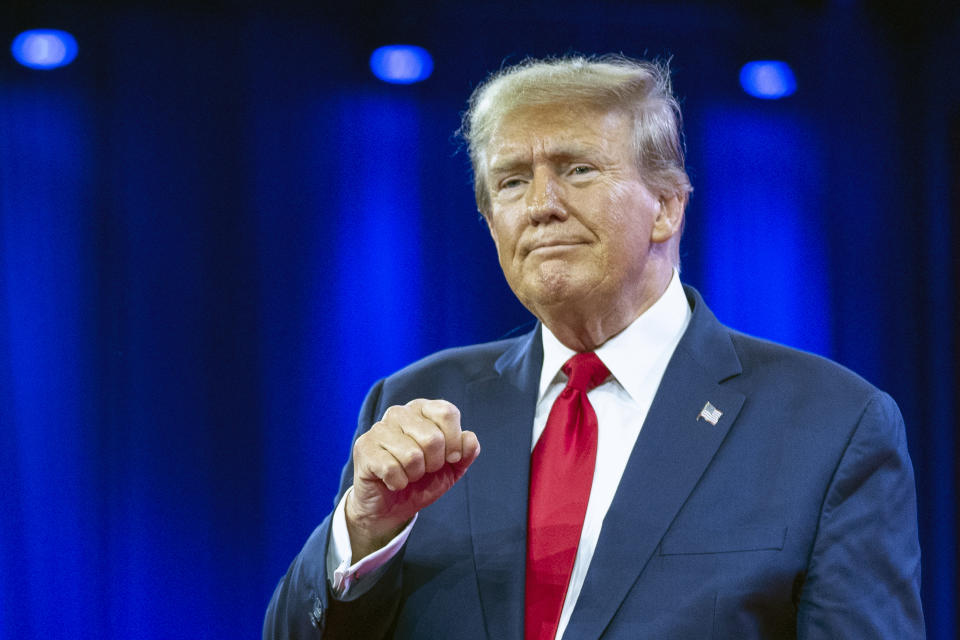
[325,488,417,602]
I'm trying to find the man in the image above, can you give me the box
[264,55,924,638]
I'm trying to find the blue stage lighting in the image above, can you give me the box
[11,29,78,70]
[739,61,797,100]
[369,45,434,84]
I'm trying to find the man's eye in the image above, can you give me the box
[501,178,525,189]
[570,165,594,176]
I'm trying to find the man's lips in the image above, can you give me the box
[523,239,588,256]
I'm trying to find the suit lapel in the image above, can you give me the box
[564,287,746,639]
[464,327,542,640]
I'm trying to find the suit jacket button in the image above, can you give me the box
[310,595,324,629]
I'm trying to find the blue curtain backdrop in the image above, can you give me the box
[1,2,956,637]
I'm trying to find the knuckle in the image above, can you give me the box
[400,447,425,470]
[375,458,399,481]
[385,465,407,489]
[357,422,389,451]
[367,452,389,472]
[423,430,446,454]
[430,400,460,423]
[353,434,371,457]
[381,405,403,422]
[441,402,461,420]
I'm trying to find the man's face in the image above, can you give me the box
[482,102,675,325]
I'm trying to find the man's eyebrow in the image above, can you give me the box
[488,144,607,174]
[550,148,603,164]
[488,156,529,175]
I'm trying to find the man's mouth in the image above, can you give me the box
[525,240,587,256]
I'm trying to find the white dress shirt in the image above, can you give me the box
[327,271,691,638]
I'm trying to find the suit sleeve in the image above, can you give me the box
[796,391,925,637]
[263,379,407,639]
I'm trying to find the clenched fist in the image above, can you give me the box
[345,399,481,560]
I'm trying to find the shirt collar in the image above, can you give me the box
[538,270,692,402]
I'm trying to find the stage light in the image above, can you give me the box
[11,29,78,70]
[739,61,796,100]
[369,45,433,84]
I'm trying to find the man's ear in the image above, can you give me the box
[651,194,685,243]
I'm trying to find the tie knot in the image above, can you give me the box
[562,352,610,392]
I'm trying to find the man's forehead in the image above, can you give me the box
[493,101,626,132]
[484,103,631,165]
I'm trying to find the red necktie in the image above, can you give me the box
[525,352,610,640]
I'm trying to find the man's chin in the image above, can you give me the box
[516,278,599,315]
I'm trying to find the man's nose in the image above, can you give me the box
[525,168,567,223]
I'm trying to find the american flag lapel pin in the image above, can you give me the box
[697,401,722,426]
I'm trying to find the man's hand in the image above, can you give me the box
[345,399,481,561]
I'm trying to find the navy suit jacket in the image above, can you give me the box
[265,287,924,638]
